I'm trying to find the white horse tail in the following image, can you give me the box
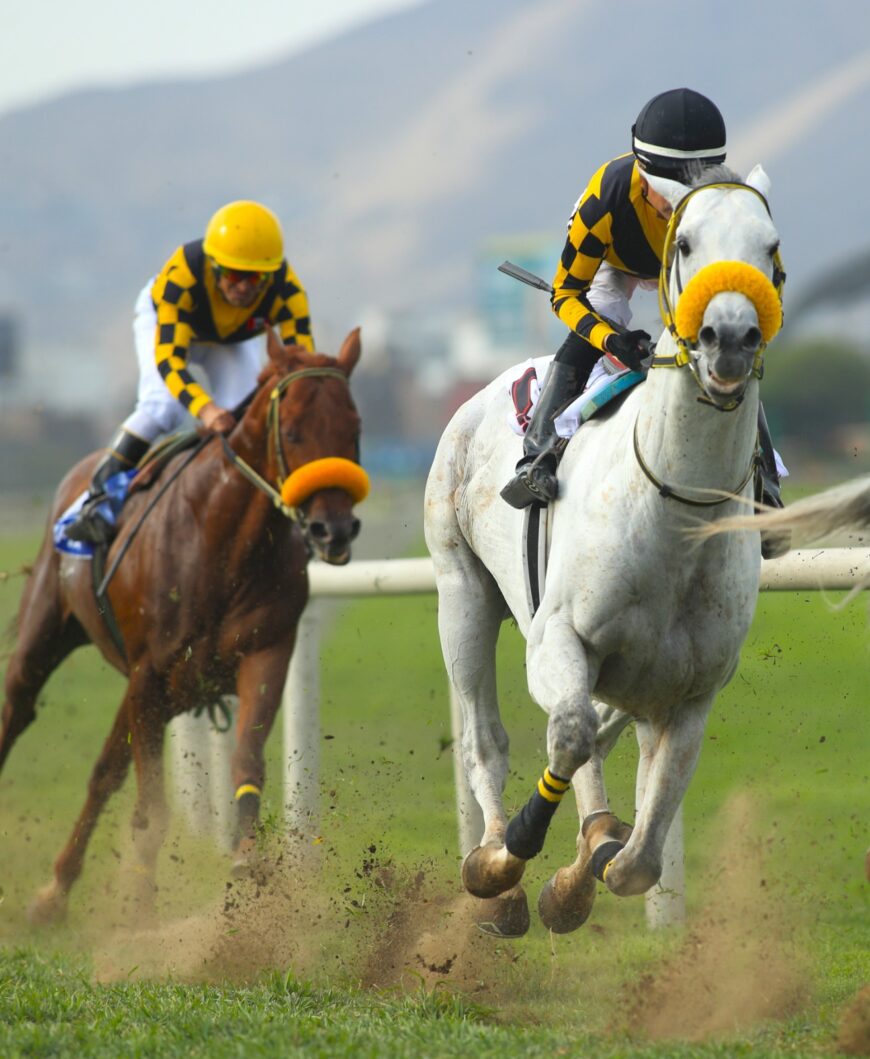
[702,474,870,543]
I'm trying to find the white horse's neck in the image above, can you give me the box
[633,334,759,504]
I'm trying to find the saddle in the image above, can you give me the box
[129,429,203,493]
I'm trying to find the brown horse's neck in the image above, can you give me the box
[229,385,276,480]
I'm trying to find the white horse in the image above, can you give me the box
[424,163,786,937]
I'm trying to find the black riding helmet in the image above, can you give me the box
[632,88,726,179]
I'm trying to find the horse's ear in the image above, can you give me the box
[745,164,772,199]
[643,170,690,211]
[336,327,361,376]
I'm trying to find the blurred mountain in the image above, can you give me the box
[2,0,870,413]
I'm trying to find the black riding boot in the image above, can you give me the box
[65,428,150,544]
[756,403,790,559]
[500,360,584,509]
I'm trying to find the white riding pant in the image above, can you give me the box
[586,262,657,328]
[121,279,267,443]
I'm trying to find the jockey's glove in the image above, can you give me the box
[604,329,652,372]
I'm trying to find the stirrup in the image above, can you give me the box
[64,496,115,545]
[500,455,558,510]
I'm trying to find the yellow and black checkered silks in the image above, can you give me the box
[551,153,667,352]
[150,240,315,418]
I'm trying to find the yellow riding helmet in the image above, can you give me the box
[203,200,284,272]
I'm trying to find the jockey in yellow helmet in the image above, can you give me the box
[67,200,315,544]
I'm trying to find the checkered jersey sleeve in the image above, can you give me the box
[268,263,315,352]
[550,163,618,352]
[151,250,212,417]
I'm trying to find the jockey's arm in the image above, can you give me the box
[551,185,619,355]
[152,269,214,420]
[268,262,315,352]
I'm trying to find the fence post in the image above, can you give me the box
[169,710,216,836]
[282,605,322,835]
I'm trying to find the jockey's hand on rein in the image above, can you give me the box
[605,329,652,372]
[200,403,237,435]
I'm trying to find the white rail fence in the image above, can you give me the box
[170,548,869,930]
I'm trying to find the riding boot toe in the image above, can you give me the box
[500,456,558,510]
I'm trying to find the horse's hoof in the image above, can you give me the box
[474,886,530,938]
[231,839,273,883]
[538,866,597,934]
[461,844,526,899]
[27,883,68,926]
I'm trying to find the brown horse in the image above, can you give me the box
[0,327,367,923]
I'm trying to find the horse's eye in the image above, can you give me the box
[284,431,302,445]
[768,241,780,257]
[676,236,691,255]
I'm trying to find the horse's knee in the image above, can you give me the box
[547,706,597,775]
[603,848,661,897]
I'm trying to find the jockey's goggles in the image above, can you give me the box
[211,262,272,286]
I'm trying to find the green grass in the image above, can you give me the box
[0,524,868,1057]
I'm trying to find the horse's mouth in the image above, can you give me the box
[705,371,749,404]
[314,544,352,566]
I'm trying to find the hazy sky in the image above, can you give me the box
[2,0,423,117]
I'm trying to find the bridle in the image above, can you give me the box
[632,181,785,507]
[220,366,368,523]
[650,181,785,408]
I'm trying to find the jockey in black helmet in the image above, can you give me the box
[500,89,787,554]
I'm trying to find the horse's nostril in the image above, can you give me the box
[745,326,762,351]
[350,518,361,540]
[699,325,717,347]
[308,522,330,541]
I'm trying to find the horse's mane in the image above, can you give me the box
[684,161,743,187]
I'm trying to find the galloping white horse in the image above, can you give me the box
[424,164,786,937]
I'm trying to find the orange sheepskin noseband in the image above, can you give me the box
[674,260,782,346]
[280,457,370,508]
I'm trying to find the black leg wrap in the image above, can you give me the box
[505,789,561,860]
[590,840,625,882]
[234,791,261,846]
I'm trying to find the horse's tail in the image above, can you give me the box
[700,474,870,544]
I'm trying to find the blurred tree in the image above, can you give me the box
[761,339,870,446]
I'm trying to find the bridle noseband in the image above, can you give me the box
[220,366,368,523]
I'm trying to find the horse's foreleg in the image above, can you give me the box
[432,554,528,914]
[604,701,711,897]
[538,702,633,932]
[504,617,599,862]
[29,699,134,925]
[127,702,169,923]
[230,644,291,866]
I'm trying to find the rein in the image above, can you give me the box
[632,415,758,508]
